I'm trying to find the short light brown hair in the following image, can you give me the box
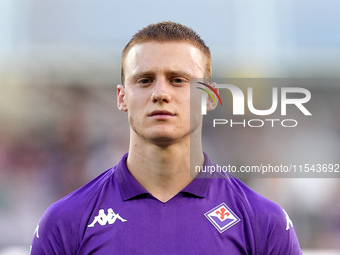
[121,21,211,84]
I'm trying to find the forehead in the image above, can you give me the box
[124,42,206,79]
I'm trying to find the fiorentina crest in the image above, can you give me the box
[204,203,241,233]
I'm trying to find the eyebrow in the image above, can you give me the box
[168,70,191,77]
[131,71,154,81]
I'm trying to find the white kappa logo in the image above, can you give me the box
[282,209,293,230]
[88,208,127,227]
[34,225,39,238]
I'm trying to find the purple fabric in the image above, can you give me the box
[30,153,302,254]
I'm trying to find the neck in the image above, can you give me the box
[126,129,204,202]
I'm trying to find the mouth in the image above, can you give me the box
[149,110,175,118]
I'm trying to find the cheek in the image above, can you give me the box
[126,100,144,125]
[188,96,200,118]
[128,112,134,126]
[126,89,150,105]
[125,92,140,111]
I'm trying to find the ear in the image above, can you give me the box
[206,82,219,111]
[117,84,128,112]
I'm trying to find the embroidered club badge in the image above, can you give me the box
[204,203,241,233]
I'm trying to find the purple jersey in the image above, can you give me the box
[30,153,302,254]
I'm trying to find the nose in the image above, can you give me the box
[151,79,171,103]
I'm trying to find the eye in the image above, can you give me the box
[171,78,187,86]
[137,78,153,86]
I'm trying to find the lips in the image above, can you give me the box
[149,110,175,117]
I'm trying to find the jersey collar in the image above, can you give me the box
[115,153,213,201]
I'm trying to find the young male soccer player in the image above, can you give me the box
[30,21,302,254]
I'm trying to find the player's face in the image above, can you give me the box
[117,41,207,145]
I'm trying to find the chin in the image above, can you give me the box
[147,131,189,146]
[147,134,178,144]
[133,126,190,145]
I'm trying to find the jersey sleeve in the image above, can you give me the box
[30,200,79,255]
[29,168,114,254]
[256,204,302,255]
